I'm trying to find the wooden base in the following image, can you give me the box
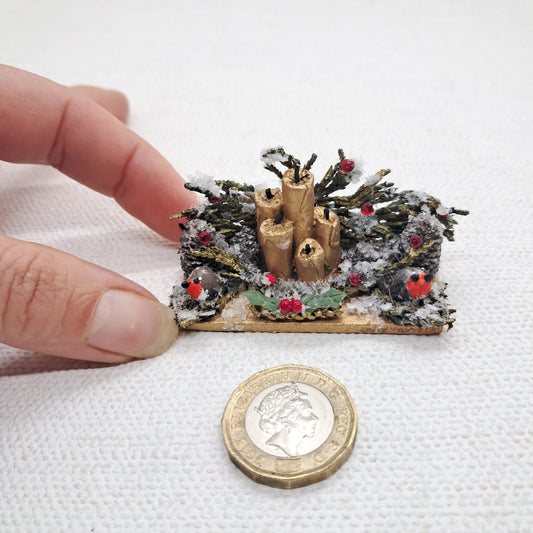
[185,296,442,335]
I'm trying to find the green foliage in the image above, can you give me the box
[243,291,280,314]
[301,288,346,314]
[244,288,347,319]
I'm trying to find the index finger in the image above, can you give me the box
[0,65,197,241]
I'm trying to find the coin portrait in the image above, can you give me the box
[222,364,357,489]
[245,382,333,458]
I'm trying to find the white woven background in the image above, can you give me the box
[1,0,532,531]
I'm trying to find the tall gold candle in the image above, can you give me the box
[259,216,294,280]
[313,206,341,271]
[281,167,314,248]
[254,188,282,231]
[294,238,325,282]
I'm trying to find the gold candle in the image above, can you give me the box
[254,188,282,231]
[313,206,341,271]
[259,216,294,280]
[281,166,314,248]
[294,238,325,282]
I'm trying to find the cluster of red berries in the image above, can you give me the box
[279,298,303,314]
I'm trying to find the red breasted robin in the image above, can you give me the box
[406,272,433,299]
[377,268,434,301]
[181,277,203,299]
[181,266,222,300]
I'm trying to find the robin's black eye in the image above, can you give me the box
[410,274,419,282]
[193,278,200,284]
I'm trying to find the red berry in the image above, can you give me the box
[410,235,423,249]
[186,210,199,220]
[341,159,355,173]
[265,273,277,285]
[291,299,303,314]
[361,202,374,216]
[198,231,211,245]
[208,196,221,204]
[349,273,363,287]
[279,299,292,314]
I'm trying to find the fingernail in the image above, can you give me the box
[87,290,178,358]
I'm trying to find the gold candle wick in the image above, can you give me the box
[294,238,325,282]
[254,187,282,233]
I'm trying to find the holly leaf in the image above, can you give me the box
[243,291,280,314]
[301,288,346,314]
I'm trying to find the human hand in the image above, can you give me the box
[0,65,197,363]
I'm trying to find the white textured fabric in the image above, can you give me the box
[1,1,532,531]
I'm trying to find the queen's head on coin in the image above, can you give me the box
[255,383,319,457]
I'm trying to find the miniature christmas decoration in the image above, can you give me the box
[170,147,468,334]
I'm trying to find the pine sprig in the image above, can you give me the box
[169,207,199,220]
[184,182,217,198]
[304,153,318,170]
[374,289,455,328]
[215,180,255,194]
[260,147,300,174]
[263,164,283,178]
[376,239,439,274]
[314,162,343,197]
[190,246,241,273]
[202,208,256,239]
[215,290,239,312]
[325,171,393,208]
[190,192,256,240]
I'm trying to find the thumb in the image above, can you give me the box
[0,236,178,363]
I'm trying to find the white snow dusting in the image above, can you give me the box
[188,172,222,197]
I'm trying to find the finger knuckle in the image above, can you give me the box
[0,243,68,343]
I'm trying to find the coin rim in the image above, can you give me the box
[221,364,358,489]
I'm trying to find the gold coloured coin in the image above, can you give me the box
[221,364,357,489]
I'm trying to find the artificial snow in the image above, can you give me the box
[260,146,289,165]
[364,173,382,186]
[436,205,451,217]
[187,172,222,197]
[221,294,250,330]
[345,295,387,320]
